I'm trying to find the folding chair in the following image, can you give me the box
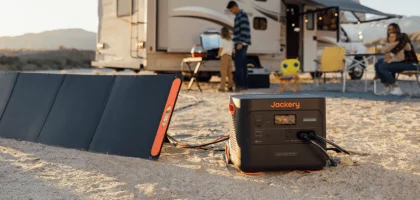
[400,68,420,96]
[275,58,301,92]
[374,64,420,96]
[313,46,346,90]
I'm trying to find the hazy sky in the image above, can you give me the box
[0,0,97,37]
[0,0,418,37]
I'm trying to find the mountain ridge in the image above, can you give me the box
[0,28,96,50]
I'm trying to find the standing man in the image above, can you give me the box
[227,1,251,91]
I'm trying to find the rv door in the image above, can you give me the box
[303,7,317,72]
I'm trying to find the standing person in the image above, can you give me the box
[227,1,251,91]
[216,27,234,92]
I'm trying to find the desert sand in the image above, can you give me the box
[1,72,420,200]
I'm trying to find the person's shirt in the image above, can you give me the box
[233,9,252,46]
[219,38,233,56]
[384,41,411,63]
[389,33,418,64]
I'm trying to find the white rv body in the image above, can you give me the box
[92,0,397,80]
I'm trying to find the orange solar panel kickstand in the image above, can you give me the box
[151,78,182,157]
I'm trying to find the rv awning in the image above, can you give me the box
[306,0,402,24]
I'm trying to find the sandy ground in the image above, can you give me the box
[1,71,420,200]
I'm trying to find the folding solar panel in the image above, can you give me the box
[88,75,182,159]
[37,75,115,150]
[0,73,64,141]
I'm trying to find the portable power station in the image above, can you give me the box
[226,94,329,172]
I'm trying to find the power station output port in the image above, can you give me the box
[285,130,297,140]
[297,131,317,140]
[254,115,263,127]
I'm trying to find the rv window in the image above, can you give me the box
[253,17,267,30]
[306,11,314,30]
[317,9,338,31]
[117,0,135,17]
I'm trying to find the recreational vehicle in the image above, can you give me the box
[92,0,400,81]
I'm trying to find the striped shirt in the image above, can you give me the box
[233,10,252,46]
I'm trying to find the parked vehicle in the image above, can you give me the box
[92,0,400,81]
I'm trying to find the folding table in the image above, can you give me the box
[181,57,207,92]
[343,52,384,93]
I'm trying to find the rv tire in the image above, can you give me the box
[247,56,261,68]
[348,57,365,80]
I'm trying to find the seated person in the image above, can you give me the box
[383,32,411,63]
[376,28,419,96]
[373,23,403,80]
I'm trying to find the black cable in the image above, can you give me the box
[166,134,229,150]
[298,133,337,167]
[326,148,343,153]
[306,137,338,167]
[315,135,350,155]
[306,132,350,154]
[166,135,180,146]
[178,138,229,149]
[173,98,204,113]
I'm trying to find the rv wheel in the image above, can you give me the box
[132,69,141,74]
[246,56,260,68]
[247,60,257,68]
[348,57,365,80]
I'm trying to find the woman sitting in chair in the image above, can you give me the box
[376,24,419,96]
[373,23,401,79]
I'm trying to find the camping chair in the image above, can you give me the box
[313,46,347,90]
[374,64,420,96]
[399,68,420,96]
[274,58,302,92]
[399,67,420,96]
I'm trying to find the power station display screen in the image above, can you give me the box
[274,114,296,125]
